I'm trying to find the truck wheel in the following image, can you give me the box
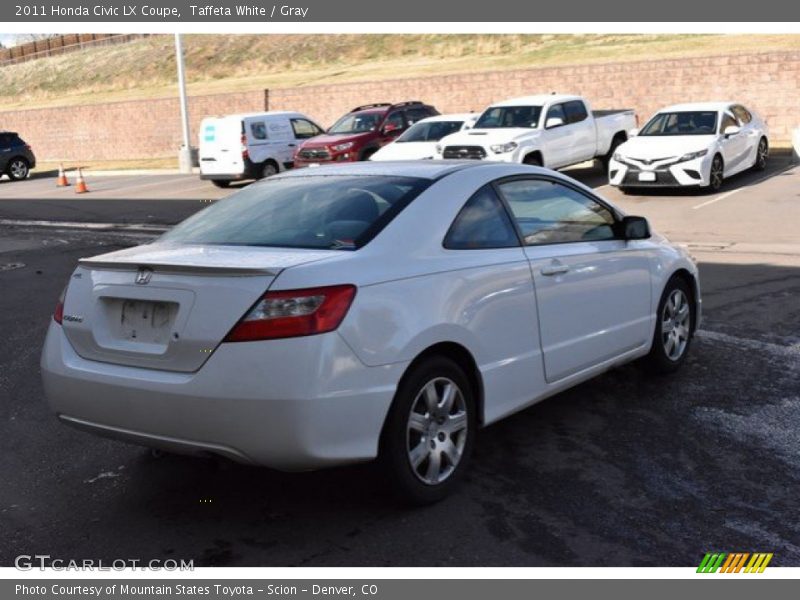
[211,180,230,188]
[602,135,625,171]
[380,356,477,505]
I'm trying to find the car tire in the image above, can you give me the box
[753,137,768,171]
[259,161,278,179]
[380,356,477,505]
[360,148,377,161]
[602,135,625,171]
[7,157,30,181]
[523,154,542,167]
[210,180,230,188]
[707,154,724,192]
[642,276,694,374]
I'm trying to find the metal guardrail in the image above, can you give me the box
[0,34,149,67]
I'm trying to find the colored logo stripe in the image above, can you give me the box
[697,553,773,573]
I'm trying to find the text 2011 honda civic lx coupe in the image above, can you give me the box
[41,161,700,503]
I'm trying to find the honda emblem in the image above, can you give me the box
[135,267,153,285]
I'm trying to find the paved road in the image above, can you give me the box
[1,158,799,567]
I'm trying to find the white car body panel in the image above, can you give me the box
[436,94,636,169]
[609,101,769,188]
[41,161,700,470]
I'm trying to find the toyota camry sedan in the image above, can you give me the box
[608,102,768,192]
[41,161,700,504]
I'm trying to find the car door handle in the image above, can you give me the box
[541,264,570,276]
[288,143,296,147]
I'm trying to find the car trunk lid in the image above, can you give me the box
[61,243,339,372]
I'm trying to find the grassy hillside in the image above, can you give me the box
[1,34,798,110]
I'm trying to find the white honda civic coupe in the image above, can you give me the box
[608,102,769,192]
[41,161,700,504]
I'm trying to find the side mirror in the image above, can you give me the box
[619,215,650,240]
[545,117,564,129]
[629,128,640,137]
[723,125,741,138]
[383,123,399,135]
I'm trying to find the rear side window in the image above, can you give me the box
[384,112,405,131]
[444,185,519,250]
[498,179,616,245]
[405,107,434,125]
[250,122,267,140]
[0,133,21,146]
[160,175,430,250]
[564,101,588,124]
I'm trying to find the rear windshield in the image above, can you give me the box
[475,106,542,129]
[159,175,430,250]
[397,120,464,142]
[640,111,718,136]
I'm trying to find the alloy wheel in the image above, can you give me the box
[757,140,768,169]
[709,157,723,191]
[406,377,468,485]
[661,289,690,361]
[9,160,28,180]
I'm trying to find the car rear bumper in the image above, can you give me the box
[41,323,407,471]
[608,157,710,188]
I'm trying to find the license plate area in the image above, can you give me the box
[638,171,657,182]
[108,298,178,345]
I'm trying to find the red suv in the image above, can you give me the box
[293,101,439,167]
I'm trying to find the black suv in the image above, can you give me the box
[1,131,36,181]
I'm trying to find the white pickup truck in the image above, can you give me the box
[436,94,636,170]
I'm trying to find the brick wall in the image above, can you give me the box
[0,90,266,161]
[270,50,800,145]
[1,50,798,163]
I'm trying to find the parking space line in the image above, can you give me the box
[692,164,796,210]
[692,188,742,210]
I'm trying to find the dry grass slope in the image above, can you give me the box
[1,34,798,110]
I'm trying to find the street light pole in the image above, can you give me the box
[175,33,193,173]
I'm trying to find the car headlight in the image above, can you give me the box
[677,149,708,163]
[613,152,623,162]
[490,142,518,154]
[331,142,354,152]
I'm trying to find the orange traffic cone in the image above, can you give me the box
[74,168,89,194]
[56,163,69,187]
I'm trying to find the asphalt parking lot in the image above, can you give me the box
[1,155,799,567]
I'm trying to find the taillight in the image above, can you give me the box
[241,133,249,160]
[53,286,66,324]
[224,285,356,342]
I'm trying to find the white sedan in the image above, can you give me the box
[369,113,477,161]
[609,102,769,192]
[41,161,700,504]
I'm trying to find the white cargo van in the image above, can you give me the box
[199,111,324,187]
